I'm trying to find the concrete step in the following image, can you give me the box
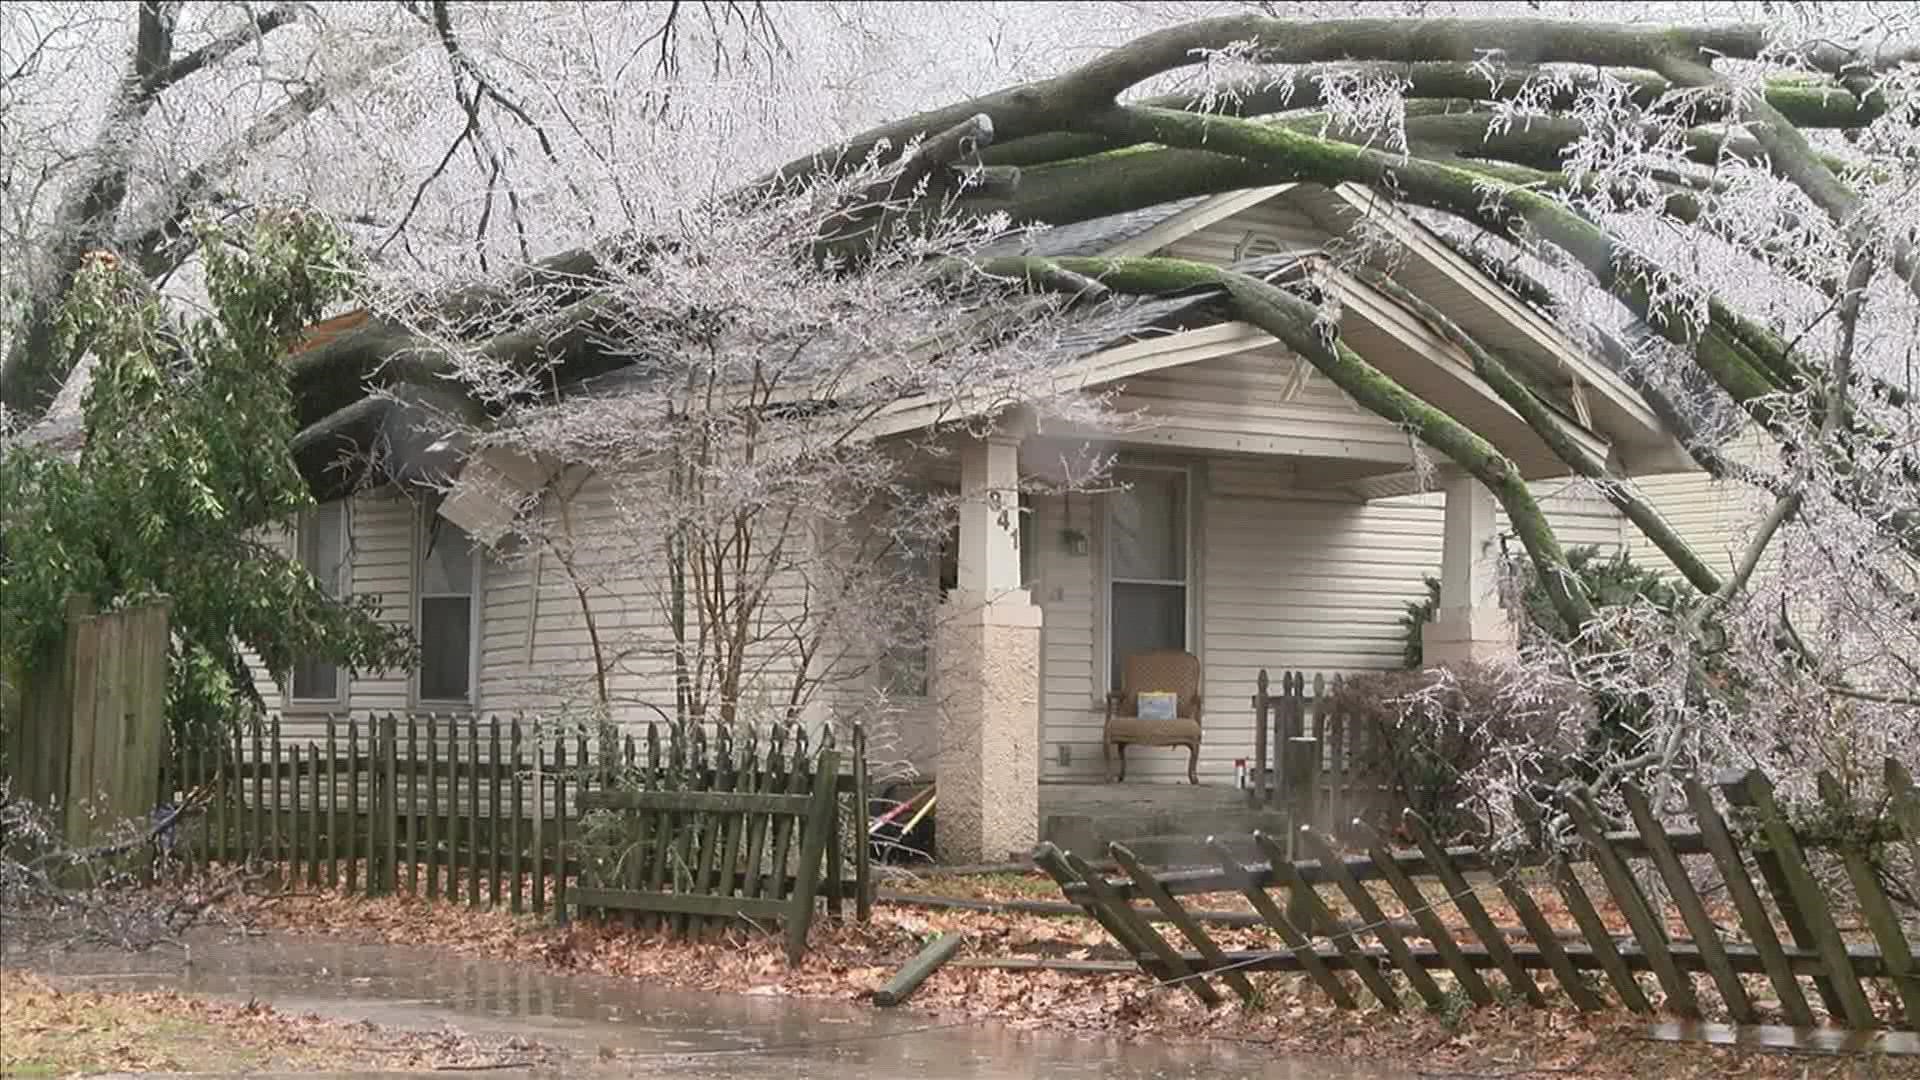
[1109,830,1280,869]
[1042,803,1291,867]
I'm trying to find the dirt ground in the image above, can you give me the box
[185,863,1920,1080]
[0,967,553,1076]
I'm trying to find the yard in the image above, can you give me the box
[146,863,1920,1079]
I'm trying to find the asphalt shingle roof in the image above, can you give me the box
[975,197,1212,259]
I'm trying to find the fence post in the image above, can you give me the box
[1250,669,1269,809]
[325,717,339,890]
[532,727,546,915]
[383,713,400,895]
[489,716,503,907]
[269,715,284,873]
[345,718,359,894]
[365,715,380,896]
[510,717,524,914]
[785,735,840,964]
[1283,735,1317,860]
[406,714,420,896]
[554,734,569,923]
[853,723,871,922]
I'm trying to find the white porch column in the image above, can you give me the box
[1421,472,1516,665]
[935,431,1041,862]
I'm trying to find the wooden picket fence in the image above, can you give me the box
[1249,670,1407,849]
[572,723,869,962]
[1042,762,1920,1030]
[162,713,871,950]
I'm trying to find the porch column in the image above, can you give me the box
[1421,472,1516,665]
[935,431,1042,863]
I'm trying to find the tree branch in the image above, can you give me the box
[983,63,1895,169]
[153,3,304,91]
[1058,16,1773,105]
[1359,267,1725,598]
[977,252,1595,634]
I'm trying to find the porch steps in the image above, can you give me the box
[1038,782,1288,868]
[1098,830,1283,868]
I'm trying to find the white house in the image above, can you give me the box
[274,181,1757,862]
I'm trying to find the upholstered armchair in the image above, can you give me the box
[1104,649,1203,784]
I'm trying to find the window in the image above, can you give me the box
[1107,468,1188,690]
[878,535,939,698]
[878,491,1034,697]
[291,502,347,701]
[418,516,478,703]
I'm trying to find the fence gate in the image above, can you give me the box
[1249,669,1406,852]
[7,595,171,846]
[571,722,870,962]
[1043,763,1920,1033]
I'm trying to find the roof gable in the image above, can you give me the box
[1084,182,1695,476]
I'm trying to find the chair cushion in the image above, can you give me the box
[1108,716,1202,745]
[1118,649,1202,717]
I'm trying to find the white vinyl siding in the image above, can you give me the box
[270,489,418,749]
[1159,196,1327,264]
[471,472,822,736]
[347,492,417,719]
[1624,431,1776,583]
[1104,343,1420,467]
[1038,463,1649,784]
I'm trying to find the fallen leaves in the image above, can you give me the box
[0,967,551,1076]
[199,871,1920,1080]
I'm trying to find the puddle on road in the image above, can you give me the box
[27,933,1410,1079]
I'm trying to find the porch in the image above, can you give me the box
[923,427,1529,862]
[915,215,1673,859]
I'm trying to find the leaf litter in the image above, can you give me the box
[201,868,1920,1079]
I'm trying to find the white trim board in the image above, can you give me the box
[1101,185,1299,258]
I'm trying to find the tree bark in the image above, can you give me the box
[1361,269,1724,598]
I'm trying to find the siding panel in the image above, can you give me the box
[1038,473,1643,785]
[1108,345,1418,466]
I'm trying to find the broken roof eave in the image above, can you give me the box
[1318,265,1617,472]
[1320,183,1677,453]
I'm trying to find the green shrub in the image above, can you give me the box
[1399,545,1694,667]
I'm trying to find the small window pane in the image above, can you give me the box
[420,527,474,595]
[292,503,345,700]
[300,502,346,594]
[1110,583,1185,690]
[1109,472,1185,581]
[292,656,339,700]
[420,596,472,701]
[880,537,938,697]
